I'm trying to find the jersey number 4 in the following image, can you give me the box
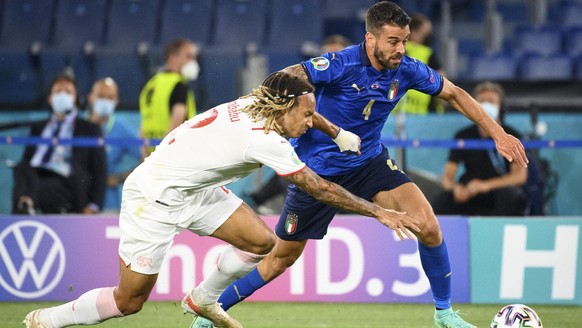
[362,99,375,120]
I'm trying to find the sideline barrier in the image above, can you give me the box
[2,136,582,149]
[1,215,580,305]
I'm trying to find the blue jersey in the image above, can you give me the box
[294,42,443,175]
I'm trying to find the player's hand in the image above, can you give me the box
[332,128,361,156]
[376,208,420,241]
[495,133,528,168]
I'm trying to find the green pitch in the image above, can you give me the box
[3,301,581,327]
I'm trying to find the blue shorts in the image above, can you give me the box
[275,147,412,241]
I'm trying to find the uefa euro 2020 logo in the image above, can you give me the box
[0,220,66,299]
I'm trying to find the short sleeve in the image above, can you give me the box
[301,52,347,85]
[408,59,444,96]
[246,132,306,176]
[169,82,188,110]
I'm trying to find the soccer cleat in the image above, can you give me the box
[22,310,47,328]
[181,292,242,328]
[434,308,477,328]
[189,316,215,328]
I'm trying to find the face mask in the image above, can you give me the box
[51,91,74,114]
[181,60,200,81]
[93,98,116,117]
[480,102,500,120]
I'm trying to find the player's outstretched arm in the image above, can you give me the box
[285,167,420,240]
[437,78,529,167]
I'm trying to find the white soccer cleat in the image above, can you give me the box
[22,309,47,328]
[181,292,242,328]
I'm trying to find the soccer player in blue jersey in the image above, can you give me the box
[190,2,528,327]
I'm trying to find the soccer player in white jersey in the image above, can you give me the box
[23,72,421,328]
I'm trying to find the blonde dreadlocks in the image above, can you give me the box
[240,71,314,133]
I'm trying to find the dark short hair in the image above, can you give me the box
[50,74,77,92]
[164,38,193,61]
[365,1,411,35]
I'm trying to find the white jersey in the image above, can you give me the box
[131,97,306,209]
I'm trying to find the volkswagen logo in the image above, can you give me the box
[0,220,66,299]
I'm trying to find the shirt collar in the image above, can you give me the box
[359,42,372,67]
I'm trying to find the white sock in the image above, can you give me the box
[195,246,265,304]
[39,287,123,327]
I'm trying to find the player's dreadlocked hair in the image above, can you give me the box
[366,1,411,36]
[241,71,314,133]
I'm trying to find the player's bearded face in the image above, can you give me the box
[373,46,403,70]
[371,25,409,70]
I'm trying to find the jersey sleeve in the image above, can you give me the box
[301,51,347,85]
[246,132,306,176]
[408,59,444,96]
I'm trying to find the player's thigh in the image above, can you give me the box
[210,202,275,255]
[373,182,442,243]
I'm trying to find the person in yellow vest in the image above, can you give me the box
[139,38,198,155]
[395,13,445,115]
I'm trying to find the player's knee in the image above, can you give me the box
[116,295,147,315]
[417,212,442,246]
[247,233,276,255]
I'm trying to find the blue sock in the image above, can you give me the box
[418,239,452,310]
[218,268,267,311]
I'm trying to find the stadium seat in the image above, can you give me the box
[52,0,107,52]
[0,0,54,51]
[513,25,563,56]
[565,27,582,57]
[198,48,244,110]
[466,54,517,81]
[457,38,486,57]
[268,0,323,50]
[518,54,573,81]
[159,0,213,46]
[323,0,375,19]
[212,0,268,50]
[93,49,149,108]
[558,1,582,27]
[106,0,160,49]
[262,49,305,73]
[0,50,41,107]
[39,50,92,97]
[575,55,582,80]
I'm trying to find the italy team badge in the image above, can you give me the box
[388,79,399,100]
[285,213,299,234]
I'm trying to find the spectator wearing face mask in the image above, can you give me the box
[88,78,141,211]
[431,81,528,216]
[12,74,106,215]
[139,38,199,156]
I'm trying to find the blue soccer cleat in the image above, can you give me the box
[434,308,477,328]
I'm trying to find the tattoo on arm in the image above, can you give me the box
[282,64,309,81]
[285,167,378,218]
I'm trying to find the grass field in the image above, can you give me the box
[3,301,581,327]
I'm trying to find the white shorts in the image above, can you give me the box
[118,177,242,275]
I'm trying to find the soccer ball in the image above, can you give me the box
[490,304,543,328]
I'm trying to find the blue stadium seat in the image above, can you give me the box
[466,54,517,81]
[198,48,244,110]
[575,55,582,80]
[261,49,304,73]
[268,0,323,50]
[518,54,573,81]
[106,0,160,49]
[39,50,92,97]
[558,1,582,27]
[212,0,268,50]
[514,26,563,56]
[323,0,375,19]
[565,27,582,57]
[93,49,148,108]
[457,39,486,57]
[0,50,41,107]
[52,0,107,52]
[159,0,213,45]
[0,0,54,50]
